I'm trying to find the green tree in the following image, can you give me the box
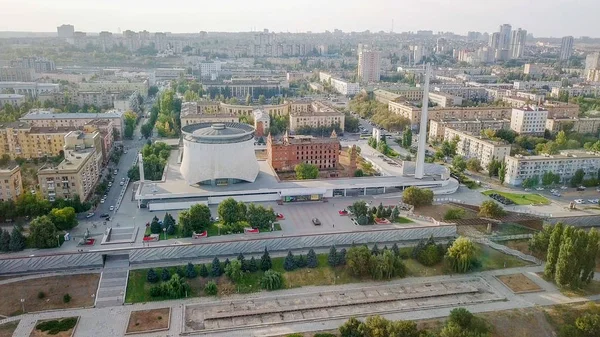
[446,237,478,273]
[148,86,159,97]
[478,200,506,218]
[487,157,502,177]
[179,203,212,236]
[49,207,77,231]
[529,224,552,254]
[246,204,276,230]
[346,245,372,277]
[575,313,600,337]
[217,198,246,225]
[556,130,568,148]
[260,270,283,290]
[339,317,363,337]
[541,171,561,186]
[211,257,223,277]
[284,251,297,271]
[555,230,576,287]
[261,248,272,271]
[29,216,59,249]
[185,262,197,278]
[522,176,539,189]
[498,160,507,185]
[388,320,420,337]
[402,186,433,208]
[402,127,412,148]
[150,217,162,234]
[8,227,25,252]
[328,246,338,267]
[258,95,266,105]
[350,201,369,218]
[225,259,243,282]
[204,281,218,295]
[544,223,564,278]
[466,158,482,172]
[571,168,585,187]
[161,268,171,281]
[199,264,209,277]
[452,155,467,173]
[306,248,318,268]
[582,229,600,284]
[147,268,159,283]
[0,229,10,252]
[295,163,319,179]
[248,256,258,272]
[358,315,390,337]
[245,93,252,105]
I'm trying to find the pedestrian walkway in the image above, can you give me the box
[94,254,129,308]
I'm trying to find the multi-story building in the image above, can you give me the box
[509,28,527,59]
[83,120,114,165]
[560,36,574,61]
[584,52,600,81]
[443,128,511,169]
[513,81,562,90]
[113,91,140,112]
[0,82,59,97]
[504,151,600,186]
[199,62,222,80]
[0,122,72,159]
[19,110,125,139]
[429,92,463,107]
[289,101,345,132]
[429,118,510,141]
[38,147,99,201]
[154,68,186,81]
[388,101,511,127]
[545,117,600,134]
[75,91,118,108]
[0,165,23,202]
[63,130,103,170]
[318,72,359,96]
[551,86,600,98]
[10,57,56,73]
[358,50,381,83]
[202,78,288,98]
[78,81,148,96]
[253,109,270,137]
[432,85,488,101]
[373,89,404,104]
[57,24,74,38]
[0,94,25,106]
[181,113,239,126]
[0,67,36,82]
[542,101,580,119]
[510,106,548,136]
[267,132,340,172]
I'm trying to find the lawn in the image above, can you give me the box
[395,217,413,224]
[0,274,99,316]
[126,243,530,304]
[482,190,550,205]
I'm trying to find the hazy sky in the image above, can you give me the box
[1,0,598,37]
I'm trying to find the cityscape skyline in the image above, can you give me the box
[1,0,600,38]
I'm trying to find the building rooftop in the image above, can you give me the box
[272,134,340,145]
[20,109,124,120]
[510,151,600,161]
[0,94,25,99]
[38,149,94,173]
[0,121,31,129]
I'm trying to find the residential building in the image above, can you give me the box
[38,147,100,201]
[513,81,562,90]
[57,24,74,38]
[429,92,463,107]
[75,91,118,108]
[267,132,340,172]
[253,109,270,137]
[181,113,239,126]
[286,72,307,82]
[545,117,600,134]
[83,119,114,165]
[0,67,36,82]
[510,106,548,136]
[504,151,600,186]
[373,89,404,104]
[509,28,527,59]
[113,91,140,112]
[551,86,600,98]
[0,165,22,202]
[180,101,220,116]
[375,87,424,102]
[0,94,25,106]
[19,110,125,140]
[0,122,71,159]
[388,101,511,127]
[202,78,287,98]
[318,72,360,96]
[289,101,345,132]
[0,82,59,97]
[584,52,600,80]
[11,57,56,73]
[154,68,186,81]
[523,63,543,76]
[199,62,222,80]
[543,101,580,119]
[428,118,510,141]
[559,36,574,61]
[63,130,103,170]
[358,49,381,83]
[78,81,148,96]
[443,127,511,169]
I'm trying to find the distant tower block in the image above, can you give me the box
[415,63,431,179]
[138,153,145,182]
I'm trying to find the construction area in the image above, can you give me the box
[183,277,504,334]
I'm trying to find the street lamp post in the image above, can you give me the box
[163,227,166,240]
[20,298,25,314]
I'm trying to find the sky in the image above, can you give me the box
[1,0,598,37]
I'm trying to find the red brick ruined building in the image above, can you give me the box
[267,130,340,172]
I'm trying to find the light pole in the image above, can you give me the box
[57,234,60,248]
[20,298,25,314]
[163,227,166,240]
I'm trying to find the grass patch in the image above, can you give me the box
[477,243,531,270]
[482,190,550,205]
[34,317,77,336]
[0,321,19,337]
[394,217,413,224]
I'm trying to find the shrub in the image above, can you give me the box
[204,281,218,296]
[307,249,318,268]
[284,251,297,271]
[444,208,466,221]
[248,256,258,272]
[199,264,209,277]
[185,263,197,278]
[295,254,307,268]
[161,268,171,281]
[328,246,338,267]
[149,285,163,297]
[63,293,71,303]
[37,291,46,299]
[175,266,186,278]
[418,244,444,266]
[147,268,159,283]
[314,334,336,337]
[211,257,223,277]
[337,248,347,266]
[261,270,284,290]
[261,248,272,271]
[36,318,78,334]
[286,334,304,337]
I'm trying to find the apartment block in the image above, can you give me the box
[504,151,600,186]
[429,92,463,107]
[289,101,345,132]
[0,122,71,159]
[267,133,340,172]
[513,81,562,90]
[38,147,99,201]
[19,110,124,139]
[551,86,600,98]
[358,50,381,83]
[388,101,511,127]
[373,89,404,105]
[0,94,25,106]
[510,106,548,136]
[443,128,511,168]
[77,81,149,96]
[0,165,23,202]
[318,72,359,96]
[0,82,60,97]
[546,117,600,134]
[0,67,36,82]
[429,118,510,141]
[83,119,114,164]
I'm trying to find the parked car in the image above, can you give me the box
[120,181,124,186]
[535,187,544,191]
[100,199,105,204]
[86,212,94,218]
[312,218,321,226]
[560,186,568,190]
[588,199,599,204]
[100,213,109,218]
[109,205,115,211]
[577,186,586,191]
[574,199,585,204]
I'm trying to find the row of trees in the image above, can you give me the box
[155,89,182,137]
[337,307,489,337]
[123,111,138,139]
[0,192,89,221]
[368,135,397,157]
[348,93,410,131]
[128,142,170,181]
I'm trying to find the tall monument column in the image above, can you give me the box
[138,153,145,182]
[415,63,431,179]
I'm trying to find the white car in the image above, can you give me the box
[574,199,585,204]
[550,189,557,193]
[100,199,105,204]
[535,187,544,191]
[588,199,599,204]
[109,205,115,211]
[86,212,94,218]
[524,188,532,192]
[560,186,568,190]
[120,181,124,186]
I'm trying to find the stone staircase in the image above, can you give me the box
[95,254,129,308]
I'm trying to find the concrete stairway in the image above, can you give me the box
[95,254,129,308]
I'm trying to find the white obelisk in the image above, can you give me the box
[415,63,431,179]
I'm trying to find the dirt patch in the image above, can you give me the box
[414,204,477,221]
[0,320,19,337]
[497,274,543,293]
[126,308,170,334]
[503,239,546,260]
[0,274,99,316]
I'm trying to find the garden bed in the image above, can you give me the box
[497,273,543,293]
[126,308,171,334]
[482,190,550,205]
[30,317,78,337]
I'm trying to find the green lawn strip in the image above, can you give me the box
[126,245,530,303]
[482,190,550,205]
[394,217,413,224]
